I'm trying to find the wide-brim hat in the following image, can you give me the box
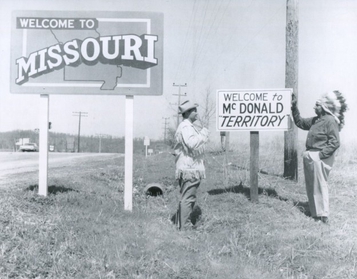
[178,100,199,114]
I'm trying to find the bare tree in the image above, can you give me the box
[197,86,216,129]
[166,126,177,148]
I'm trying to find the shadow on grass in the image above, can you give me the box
[170,205,202,227]
[207,182,288,201]
[208,182,312,217]
[293,201,311,217]
[191,205,202,225]
[25,184,79,195]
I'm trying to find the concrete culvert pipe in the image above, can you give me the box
[144,183,164,196]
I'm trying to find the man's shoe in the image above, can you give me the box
[313,216,329,224]
[313,217,321,222]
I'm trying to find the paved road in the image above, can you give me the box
[0,152,122,178]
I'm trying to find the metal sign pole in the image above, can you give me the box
[39,94,49,196]
[124,95,134,211]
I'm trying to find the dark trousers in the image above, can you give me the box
[174,178,200,230]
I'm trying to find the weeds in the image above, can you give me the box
[1,138,357,278]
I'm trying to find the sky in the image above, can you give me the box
[0,0,356,145]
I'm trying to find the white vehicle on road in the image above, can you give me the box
[19,143,39,152]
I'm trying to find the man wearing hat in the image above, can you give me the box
[173,100,209,230]
[291,90,348,224]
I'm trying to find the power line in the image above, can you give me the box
[189,0,231,81]
[183,1,283,87]
[173,0,199,82]
[190,0,211,72]
[211,2,286,81]
[172,83,187,127]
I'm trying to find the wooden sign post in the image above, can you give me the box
[250,131,259,202]
[217,89,292,202]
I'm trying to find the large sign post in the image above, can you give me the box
[11,11,163,210]
[217,89,292,202]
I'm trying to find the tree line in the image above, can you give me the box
[0,130,171,154]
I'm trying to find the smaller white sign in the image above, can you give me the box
[144,136,150,146]
[148,148,153,155]
[216,89,292,131]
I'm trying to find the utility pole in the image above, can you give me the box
[173,83,187,127]
[162,117,170,142]
[99,136,102,153]
[73,111,88,153]
[97,134,104,153]
[284,0,299,181]
[96,134,109,153]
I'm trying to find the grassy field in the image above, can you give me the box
[0,138,357,279]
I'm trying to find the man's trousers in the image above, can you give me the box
[303,151,335,218]
[175,178,200,230]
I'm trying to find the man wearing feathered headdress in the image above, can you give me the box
[291,90,348,224]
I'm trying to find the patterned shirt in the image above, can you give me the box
[292,106,340,159]
[174,119,209,180]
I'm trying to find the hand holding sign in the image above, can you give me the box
[291,93,297,108]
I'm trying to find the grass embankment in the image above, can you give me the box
[0,140,357,279]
